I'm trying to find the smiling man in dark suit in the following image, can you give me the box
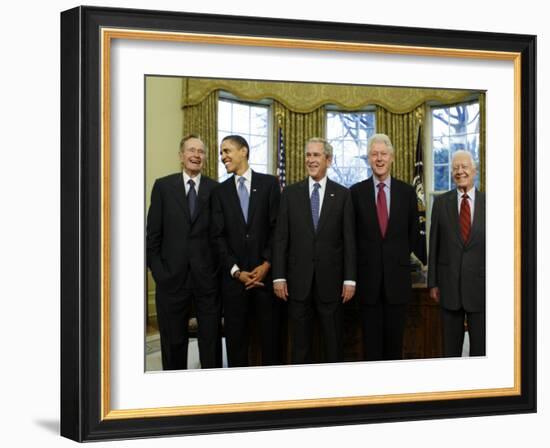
[428,150,486,357]
[211,135,282,367]
[273,137,356,364]
[146,134,220,370]
[350,133,419,361]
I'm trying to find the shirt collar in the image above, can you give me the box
[235,167,252,185]
[373,175,391,189]
[309,175,328,191]
[457,186,476,200]
[182,171,201,187]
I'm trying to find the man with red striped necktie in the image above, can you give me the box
[350,134,420,361]
[428,150,486,357]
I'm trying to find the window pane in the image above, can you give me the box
[249,135,268,165]
[450,134,468,152]
[433,137,449,164]
[434,165,449,191]
[362,113,376,130]
[233,103,250,134]
[326,111,375,187]
[249,163,268,174]
[327,112,343,138]
[339,140,355,165]
[466,103,480,134]
[432,109,449,137]
[467,134,480,161]
[447,105,468,134]
[218,100,232,131]
[217,99,270,182]
[330,139,344,163]
[250,107,268,136]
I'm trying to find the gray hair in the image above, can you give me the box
[305,137,333,158]
[451,150,476,170]
[367,133,394,156]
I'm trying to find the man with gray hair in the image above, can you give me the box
[350,133,419,361]
[273,137,356,364]
[146,134,220,370]
[428,150,486,357]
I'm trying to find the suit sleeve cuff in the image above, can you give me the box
[273,278,286,283]
[343,280,356,286]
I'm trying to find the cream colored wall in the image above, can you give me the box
[145,76,184,319]
[145,76,184,210]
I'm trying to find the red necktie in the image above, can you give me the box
[376,183,388,238]
[459,193,471,243]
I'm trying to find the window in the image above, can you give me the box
[431,102,480,192]
[217,99,271,182]
[326,111,376,187]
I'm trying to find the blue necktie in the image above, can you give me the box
[311,182,320,230]
[187,179,197,218]
[237,176,249,223]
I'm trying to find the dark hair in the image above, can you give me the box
[221,135,250,160]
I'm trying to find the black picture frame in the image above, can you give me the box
[60,5,536,442]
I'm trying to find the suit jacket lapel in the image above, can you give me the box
[386,179,399,238]
[247,171,259,226]
[466,189,483,246]
[300,180,315,236]
[316,179,336,234]
[171,174,191,222]
[191,177,209,224]
[446,191,463,245]
[226,175,247,228]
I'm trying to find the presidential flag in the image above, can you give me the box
[413,125,427,265]
[277,126,287,190]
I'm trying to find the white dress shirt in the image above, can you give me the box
[182,171,201,194]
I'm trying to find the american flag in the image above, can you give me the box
[413,124,427,265]
[277,126,286,189]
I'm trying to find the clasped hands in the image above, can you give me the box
[237,261,270,290]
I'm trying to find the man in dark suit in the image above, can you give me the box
[273,137,356,364]
[350,133,419,361]
[211,135,282,367]
[428,150,486,357]
[146,134,220,370]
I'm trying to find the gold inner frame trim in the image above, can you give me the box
[100,27,522,421]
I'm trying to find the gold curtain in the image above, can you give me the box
[182,89,219,179]
[376,105,423,184]
[479,92,486,192]
[273,101,326,185]
[183,77,476,114]
[179,78,485,190]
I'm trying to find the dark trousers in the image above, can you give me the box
[223,284,281,367]
[155,273,220,370]
[441,307,486,357]
[360,300,408,361]
[289,277,343,364]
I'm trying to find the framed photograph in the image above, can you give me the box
[60,5,536,442]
